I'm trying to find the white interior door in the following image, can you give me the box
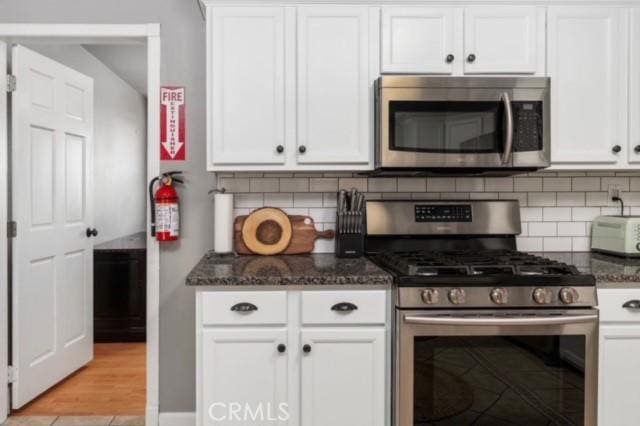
[10,45,94,409]
[0,39,9,424]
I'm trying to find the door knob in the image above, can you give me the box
[446,54,455,63]
[467,53,476,63]
[612,145,622,154]
[86,228,98,238]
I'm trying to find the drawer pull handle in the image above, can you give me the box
[230,302,258,312]
[623,300,640,309]
[331,302,358,312]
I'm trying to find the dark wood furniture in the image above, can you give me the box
[94,232,146,343]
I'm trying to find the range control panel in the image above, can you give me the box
[415,204,473,222]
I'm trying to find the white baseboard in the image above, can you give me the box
[159,412,196,426]
[146,405,159,426]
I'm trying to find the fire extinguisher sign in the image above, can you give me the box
[160,87,186,161]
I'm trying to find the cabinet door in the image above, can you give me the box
[630,9,640,164]
[599,324,640,426]
[200,329,288,426]
[209,7,288,166]
[300,329,385,426]
[464,7,542,74]
[297,7,373,165]
[548,7,628,164]
[381,7,459,74]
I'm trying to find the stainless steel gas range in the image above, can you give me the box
[365,200,598,426]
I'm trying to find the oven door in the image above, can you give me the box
[395,309,598,426]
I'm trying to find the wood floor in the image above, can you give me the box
[11,343,146,417]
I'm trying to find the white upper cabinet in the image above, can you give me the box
[629,8,640,164]
[548,7,628,165]
[463,7,543,74]
[209,7,288,166]
[297,6,375,165]
[381,7,459,74]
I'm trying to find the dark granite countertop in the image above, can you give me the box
[94,232,146,252]
[186,252,393,287]
[533,252,640,288]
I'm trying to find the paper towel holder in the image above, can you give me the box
[209,187,227,194]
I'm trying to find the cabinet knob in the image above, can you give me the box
[277,344,286,353]
[467,53,476,63]
[298,145,307,154]
[445,54,455,63]
[634,145,640,154]
[276,145,284,154]
[612,145,622,153]
[302,344,312,353]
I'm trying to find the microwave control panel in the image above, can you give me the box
[415,204,472,222]
[512,101,543,152]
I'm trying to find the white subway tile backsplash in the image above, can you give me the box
[398,178,427,192]
[215,171,640,253]
[427,178,456,192]
[484,177,514,192]
[543,177,571,192]
[309,178,338,192]
[264,193,293,207]
[368,178,397,192]
[543,237,572,251]
[456,177,484,192]
[572,177,600,191]
[294,193,324,207]
[280,178,309,192]
[528,192,556,207]
[514,177,542,192]
[250,178,279,192]
[529,222,557,237]
[543,207,572,222]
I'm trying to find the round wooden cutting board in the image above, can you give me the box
[241,207,293,255]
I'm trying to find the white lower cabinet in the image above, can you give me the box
[200,329,289,426]
[598,289,640,426]
[300,329,385,426]
[197,289,388,426]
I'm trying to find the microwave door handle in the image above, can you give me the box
[403,313,597,327]
[500,92,514,164]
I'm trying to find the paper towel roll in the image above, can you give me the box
[214,193,234,253]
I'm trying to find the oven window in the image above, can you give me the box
[413,336,585,425]
[390,101,504,154]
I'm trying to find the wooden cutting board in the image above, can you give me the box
[235,214,335,255]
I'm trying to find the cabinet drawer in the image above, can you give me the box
[301,290,386,325]
[598,289,640,323]
[200,291,287,326]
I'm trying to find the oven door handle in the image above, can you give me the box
[500,92,514,165]
[403,313,598,327]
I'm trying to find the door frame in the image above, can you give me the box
[0,24,161,426]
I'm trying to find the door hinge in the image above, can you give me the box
[7,221,16,238]
[7,366,15,384]
[6,74,16,93]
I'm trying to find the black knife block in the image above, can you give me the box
[335,212,365,258]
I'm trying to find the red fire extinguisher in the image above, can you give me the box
[149,171,183,242]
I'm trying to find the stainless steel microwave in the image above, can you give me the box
[375,76,550,175]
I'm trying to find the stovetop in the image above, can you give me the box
[370,249,596,287]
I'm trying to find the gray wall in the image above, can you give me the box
[1,0,215,412]
[28,44,148,245]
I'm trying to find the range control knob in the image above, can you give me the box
[421,288,439,305]
[533,288,553,305]
[559,287,580,305]
[490,288,509,305]
[448,288,466,305]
